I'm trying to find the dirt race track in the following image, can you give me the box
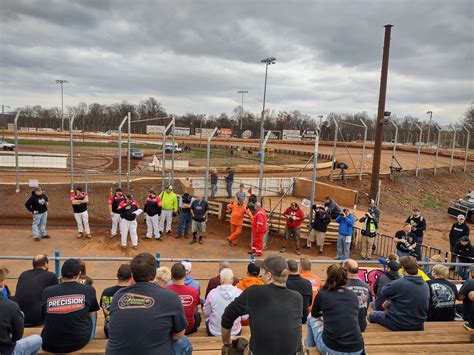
[1,132,473,292]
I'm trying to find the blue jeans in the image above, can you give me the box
[178,213,192,237]
[173,336,192,355]
[90,312,97,341]
[211,184,217,198]
[13,334,42,355]
[226,181,233,197]
[32,211,48,239]
[336,234,351,259]
[368,311,399,331]
[456,257,469,280]
[306,315,363,355]
[396,250,410,259]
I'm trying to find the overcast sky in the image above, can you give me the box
[1,0,473,123]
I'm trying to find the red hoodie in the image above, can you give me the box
[284,206,305,229]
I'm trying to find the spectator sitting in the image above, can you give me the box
[100,264,132,338]
[368,256,429,331]
[456,265,474,328]
[286,260,313,324]
[343,259,371,332]
[299,258,322,311]
[307,264,364,355]
[203,268,246,336]
[236,263,264,291]
[0,265,42,355]
[14,254,58,327]
[79,259,93,286]
[387,253,399,262]
[41,258,100,353]
[372,260,401,311]
[169,261,201,295]
[106,253,191,354]
[426,254,443,278]
[454,236,474,280]
[166,263,201,335]
[426,264,457,322]
[393,223,417,259]
[221,255,303,355]
[205,261,239,298]
[154,266,171,286]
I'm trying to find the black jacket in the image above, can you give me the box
[405,215,426,240]
[373,270,401,311]
[0,298,24,355]
[25,192,48,214]
[117,201,139,221]
[454,241,474,263]
[312,206,331,232]
[449,223,470,246]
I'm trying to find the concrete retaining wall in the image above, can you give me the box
[0,152,67,169]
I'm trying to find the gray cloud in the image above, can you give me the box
[1,0,473,123]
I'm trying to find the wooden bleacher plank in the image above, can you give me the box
[364,343,474,355]
[363,333,470,345]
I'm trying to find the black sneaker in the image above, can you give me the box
[189,238,197,244]
[34,238,40,242]
[41,235,51,239]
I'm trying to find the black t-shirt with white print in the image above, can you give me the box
[41,282,100,353]
[427,278,457,321]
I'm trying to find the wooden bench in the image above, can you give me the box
[24,313,472,354]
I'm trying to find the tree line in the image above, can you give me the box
[2,97,473,148]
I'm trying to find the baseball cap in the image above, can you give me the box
[167,185,173,190]
[387,261,401,271]
[116,187,123,192]
[181,260,192,272]
[61,258,81,278]
[247,262,260,276]
[457,214,466,220]
[460,236,470,242]
[255,255,288,277]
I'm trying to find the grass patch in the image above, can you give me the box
[422,195,441,210]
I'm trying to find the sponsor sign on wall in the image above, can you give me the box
[242,130,252,139]
[302,130,317,141]
[264,130,281,140]
[195,128,215,138]
[218,128,233,138]
[146,125,165,135]
[282,129,301,141]
[174,127,190,137]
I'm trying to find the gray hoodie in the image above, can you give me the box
[382,275,429,330]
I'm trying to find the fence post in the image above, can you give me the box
[13,111,21,193]
[117,116,128,188]
[463,125,470,173]
[359,118,367,180]
[413,122,422,177]
[127,112,131,189]
[309,130,320,226]
[449,126,456,174]
[54,251,61,278]
[170,118,176,184]
[155,252,161,268]
[433,124,441,175]
[69,115,76,191]
[162,117,175,189]
[257,131,272,201]
[330,117,338,181]
[204,127,219,201]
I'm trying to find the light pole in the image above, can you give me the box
[55,79,68,132]
[237,90,248,136]
[258,57,276,200]
[2,105,11,140]
[426,110,433,145]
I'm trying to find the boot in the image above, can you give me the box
[190,233,197,244]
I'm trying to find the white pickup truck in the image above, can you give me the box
[0,140,15,151]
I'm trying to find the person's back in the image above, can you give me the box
[203,269,243,336]
[373,262,401,311]
[0,295,24,354]
[312,288,363,351]
[286,260,312,324]
[299,258,322,311]
[222,255,303,355]
[223,283,302,354]
[426,265,457,322]
[106,254,189,355]
[41,259,100,353]
[346,278,371,332]
[14,255,58,327]
[381,258,429,330]
[107,282,187,354]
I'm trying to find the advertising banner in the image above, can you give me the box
[264,130,281,140]
[174,127,190,137]
[282,129,301,141]
[218,128,233,138]
[301,130,317,141]
[146,125,165,135]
